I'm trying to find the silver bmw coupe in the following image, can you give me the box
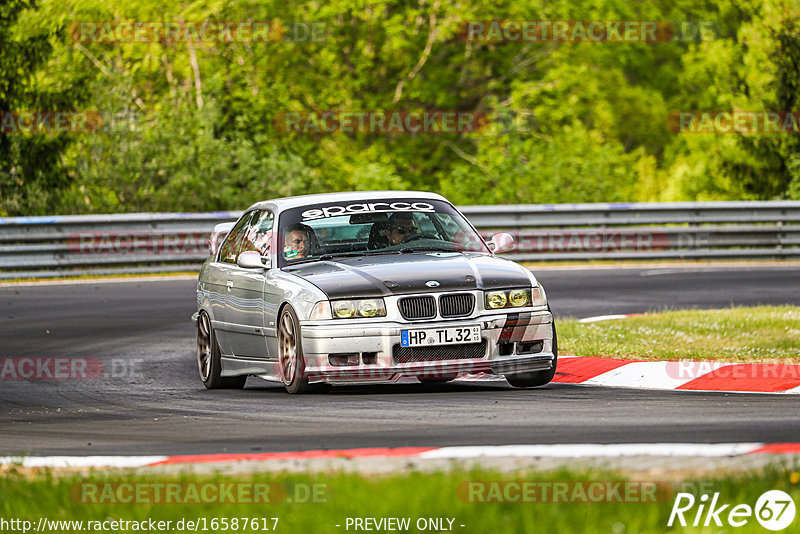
[192,191,557,393]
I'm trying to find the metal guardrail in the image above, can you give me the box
[1,201,799,278]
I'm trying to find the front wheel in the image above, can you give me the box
[197,311,246,390]
[504,322,558,388]
[278,305,327,394]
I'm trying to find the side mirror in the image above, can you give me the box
[237,250,271,270]
[488,232,515,254]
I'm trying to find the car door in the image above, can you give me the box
[225,210,275,359]
[208,211,255,355]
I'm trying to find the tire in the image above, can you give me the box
[278,305,328,394]
[504,321,558,389]
[197,311,247,390]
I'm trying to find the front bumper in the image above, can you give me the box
[297,310,555,384]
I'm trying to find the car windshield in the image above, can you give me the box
[277,198,489,265]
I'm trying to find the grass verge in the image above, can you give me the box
[559,306,800,363]
[1,466,799,533]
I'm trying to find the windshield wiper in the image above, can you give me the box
[399,246,455,254]
[285,256,325,265]
[318,252,367,260]
[319,250,405,260]
[366,250,403,255]
[285,252,367,265]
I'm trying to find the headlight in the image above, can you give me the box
[485,287,544,309]
[332,301,356,318]
[358,299,381,317]
[508,288,531,307]
[332,298,387,319]
[485,291,508,309]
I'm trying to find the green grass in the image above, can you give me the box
[1,466,799,533]
[559,306,800,363]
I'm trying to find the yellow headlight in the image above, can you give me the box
[333,301,356,318]
[359,299,380,317]
[332,299,386,318]
[486,291,508,309]
[508,288,530,307]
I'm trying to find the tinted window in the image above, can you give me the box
[218,212,255,264]
[276,198,489,266]
[240,210,274,256]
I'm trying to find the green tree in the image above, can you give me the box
[0,0,87,215]
[5,0,800,214]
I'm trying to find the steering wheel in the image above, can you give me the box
[401,232,440,243]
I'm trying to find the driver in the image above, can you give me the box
[283,223,312,259]
[384,213,419,245]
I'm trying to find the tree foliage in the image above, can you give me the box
[2,0,800,215]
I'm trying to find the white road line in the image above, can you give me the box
[577,314,631,323]
[418,443,763,459]
[0,455,168,468]
[3,442,795,468]
[582,361,729,390]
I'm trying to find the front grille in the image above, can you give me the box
[393,340,487,363]
[439,293,475,317]
[398,296,436,320]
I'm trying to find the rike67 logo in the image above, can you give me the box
[668,490,796,530]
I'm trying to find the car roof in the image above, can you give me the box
[246,190,449,212]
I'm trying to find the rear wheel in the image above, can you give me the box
[504,322,558,389]
[197,311,247,390]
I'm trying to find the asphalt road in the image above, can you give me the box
[1,264,799,456]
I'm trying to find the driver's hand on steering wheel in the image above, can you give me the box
[388,222,419,245]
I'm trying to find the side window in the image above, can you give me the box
[218,212,254,264]
[240,210,274,256]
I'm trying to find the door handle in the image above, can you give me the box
[226,280,234,291]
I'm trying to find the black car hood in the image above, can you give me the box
[283,253,535,299]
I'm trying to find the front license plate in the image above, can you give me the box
[400,325,481,347]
